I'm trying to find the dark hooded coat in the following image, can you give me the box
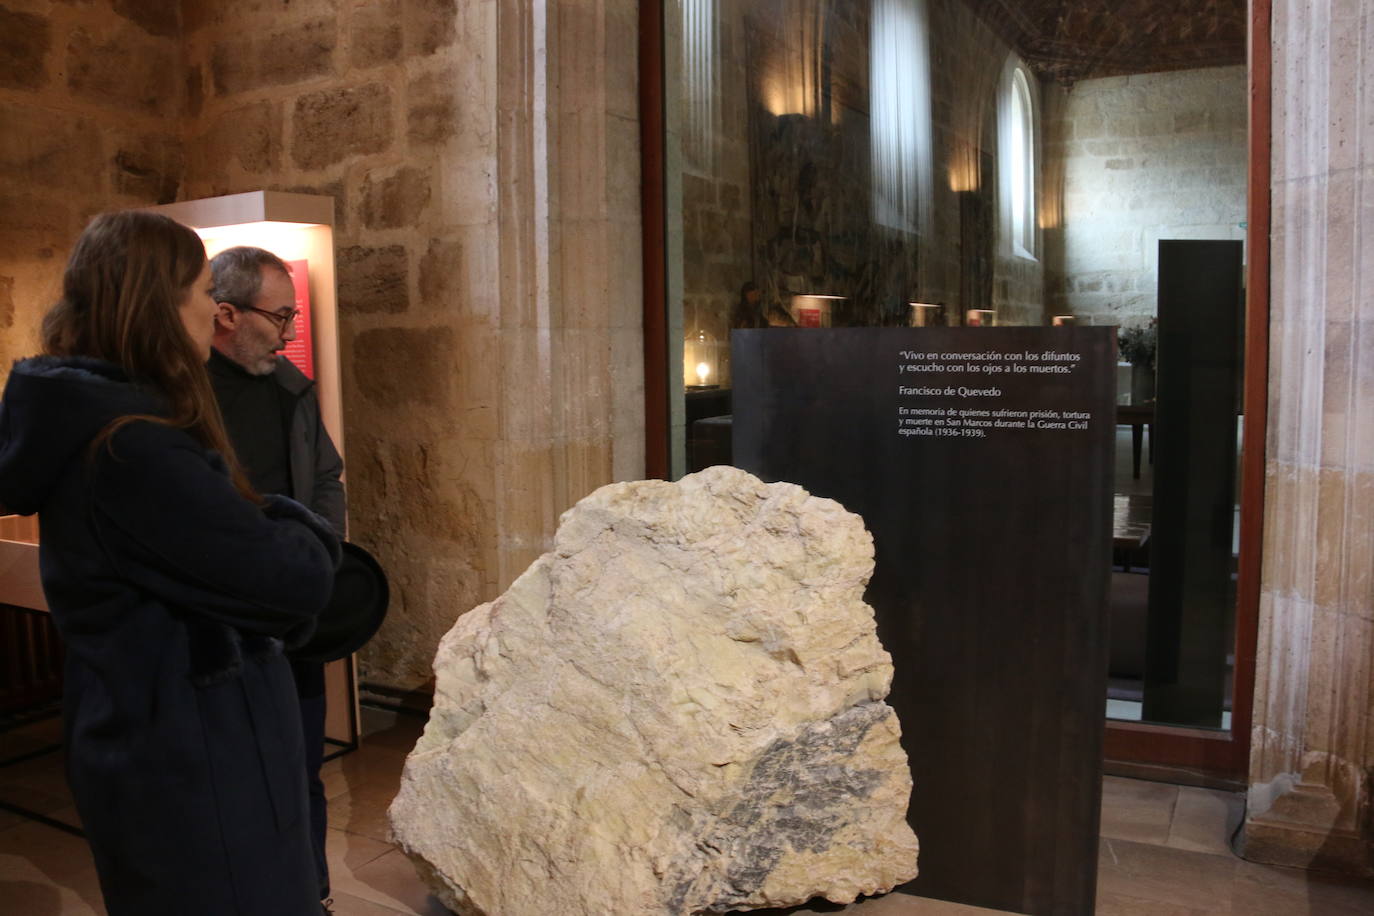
[0,356,340,915]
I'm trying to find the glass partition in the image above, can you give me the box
[662,0,1249,733]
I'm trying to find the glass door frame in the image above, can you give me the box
[637,0,1272,782]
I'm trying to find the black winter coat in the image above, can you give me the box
[0,356,340,915]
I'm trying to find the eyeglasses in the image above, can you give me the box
[244,306,300,332]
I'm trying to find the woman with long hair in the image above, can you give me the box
[0,211,339,914]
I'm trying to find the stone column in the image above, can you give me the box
[492,0,644,588]
[1244,0,1374,875]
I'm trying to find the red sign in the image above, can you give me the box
[282,259,314,379]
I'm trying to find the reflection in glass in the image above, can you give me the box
[681,0,720,170]
[909,302,943,327]
[789,294,843,327]
[684,327,721,389]
[1000,63,1037,258]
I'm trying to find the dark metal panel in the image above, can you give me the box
[733,326,1114,915]
[1142,240,1244,728]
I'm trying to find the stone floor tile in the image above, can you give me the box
[322,744,409,802]
[1166,785,1245,855]
[0,831,105,914]
[1099,775,1178,845]
[325,825,394,880]
[0,820,98,883]
[0,748,68,793]
[0,782,72,821]
[1231,857,1374,914]
[1098,836,1237,913]
[0,871,102,916]
[327,890,413,915]
[358,709,425,753]
[845,892,1013,913]
[41,804,82,830]
[8,703,1374,916]
[346,848,450,915]
[0,716,63,761]
[330,780,404,844]
[0,746,74,823]
[744,890,1014,914]
[1094,890,1216,915]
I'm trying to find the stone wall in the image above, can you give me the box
[179,0,502,688]
[0,0,642,691]
[1243,0,1374,875]
[0,0,185,369]
[1043,66,1248,328]
[182,0,643,688]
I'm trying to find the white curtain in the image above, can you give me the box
[870,0,933,234]
[682,0,720,170]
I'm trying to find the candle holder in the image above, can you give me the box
[684,327,720,389]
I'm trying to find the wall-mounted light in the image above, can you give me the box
[948,162,979,193]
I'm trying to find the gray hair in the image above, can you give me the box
[209,246,292,309]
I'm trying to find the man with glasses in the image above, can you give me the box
[208,246,344,914]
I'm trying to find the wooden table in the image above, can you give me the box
[1116,403,1155,479]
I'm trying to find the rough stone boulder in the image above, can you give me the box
[389,466,919,915]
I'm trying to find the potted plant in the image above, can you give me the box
[1118,320,1157,404]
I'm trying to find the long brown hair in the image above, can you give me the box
[41,210,257,501]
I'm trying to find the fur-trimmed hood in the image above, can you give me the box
[0,356,165,515]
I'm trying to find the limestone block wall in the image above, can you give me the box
[0,0,185,369]
[1044,66,1248,328]
[0,0,642,691]
[1243,0,1374,875]
[180,0,643,688]
[179,0,504,688]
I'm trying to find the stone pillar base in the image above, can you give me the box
[1241,783,1373,877]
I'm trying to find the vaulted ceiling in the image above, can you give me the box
[965,0,1248,85]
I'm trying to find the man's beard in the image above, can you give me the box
[225,334,278,376]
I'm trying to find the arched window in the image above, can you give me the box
[999,59,1037,258]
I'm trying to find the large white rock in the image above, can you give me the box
[389,466,918,915]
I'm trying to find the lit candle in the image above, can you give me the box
[696,362,710,386]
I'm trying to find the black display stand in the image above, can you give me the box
[733,327,1114,916]
[1142,240,1244,727]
